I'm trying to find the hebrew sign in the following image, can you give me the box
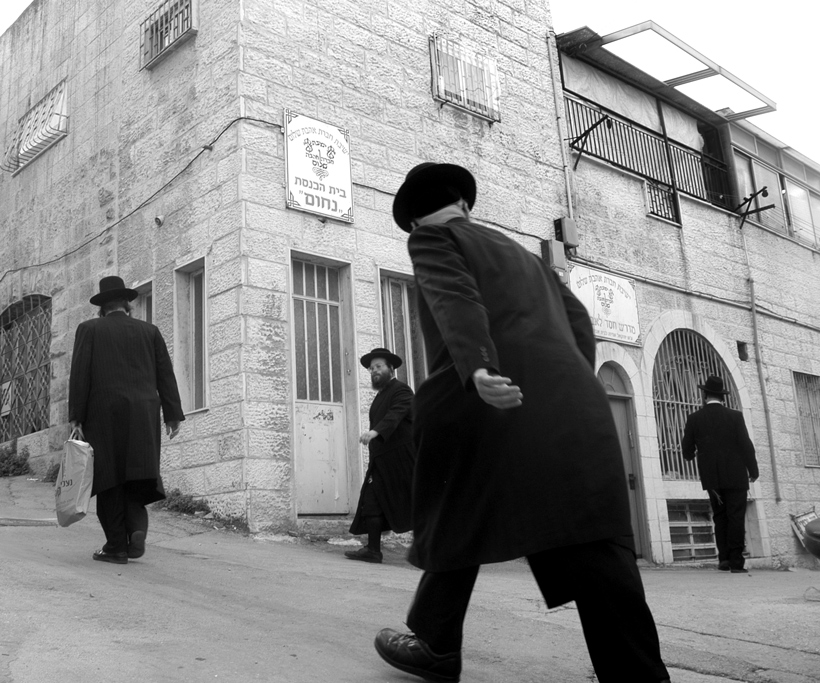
[284,110,353,223]
[568,264,641,346]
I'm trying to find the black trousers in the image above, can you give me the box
[96,482,151,554]
[708,488,748,569]
[406,540,669,682]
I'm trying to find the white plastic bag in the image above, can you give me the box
[55,431,94,527]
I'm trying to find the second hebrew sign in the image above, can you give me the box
[284,110,353,223]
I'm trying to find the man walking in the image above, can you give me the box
[682,375,758,573]
[373,163,670,682]
[345,348,415,564]
[69,276,185,565]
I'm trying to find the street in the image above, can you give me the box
[1,478,819,682]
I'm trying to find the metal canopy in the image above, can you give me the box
[557,22,776,125]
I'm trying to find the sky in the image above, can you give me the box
[1,0,818,163]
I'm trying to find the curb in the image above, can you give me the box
[0,517,58,527]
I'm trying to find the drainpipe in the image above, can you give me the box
[546,30,573,220]
[739,221,782,502]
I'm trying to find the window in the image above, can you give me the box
[794,372,820,467]
[652,329,738,481]
[292,259,343,403]
[133,282,153,325]
[667,501,717,562]
[380,274,426,390]
[0,296,51,441]
[1,81,68,174]
[429,35,501,122]
[175,260,206,412]
[140,0,197,70]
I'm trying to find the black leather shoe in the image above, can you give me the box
[344,546,383,563]
[730,567,748,573]
[374,628,461,682]
[93,549,128,565]
[718,561,730,571]
[128,530,146,559]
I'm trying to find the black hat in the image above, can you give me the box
[90,276,139,306]
[360,347,403,369]
[392,162,477,233]
[698,375,730,395]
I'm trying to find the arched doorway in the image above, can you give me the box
[598,362,647,558]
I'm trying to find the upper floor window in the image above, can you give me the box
[429,34,501,123]
[140,0,198,70]
[1,81,68,174]
[0,296,52,441]
[793,372,820,467]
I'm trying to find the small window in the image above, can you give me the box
[667,500,717,562]
[380,274,427,391]
[140,0,198,70]
[1,81,68,174]
[133,282,154,325]
[793,372,820,467]
[429,35,501,123]
[175,259,206,412]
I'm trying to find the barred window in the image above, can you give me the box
[140,0,198,70]
[429,35,501,122]
[1,81,68,174]
[793,372,820,467]
[667,500,717,562]
[652,329,738,480]
[0,296,52,441]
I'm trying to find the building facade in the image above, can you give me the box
[1,2,818,567]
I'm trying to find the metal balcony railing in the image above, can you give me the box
[564,95,731,222]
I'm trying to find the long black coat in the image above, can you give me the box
[68,312,185,503]
[349,378,415,535]
[407,218,632,572]
[681,402,758,490]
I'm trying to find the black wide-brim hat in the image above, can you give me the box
[90,275,139,306]
[392,162,477,233]
[698,374,730,395]
[360,347,403,369]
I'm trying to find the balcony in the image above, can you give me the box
[564,95,731,223]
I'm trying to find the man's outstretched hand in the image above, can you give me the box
[472,369,523,409]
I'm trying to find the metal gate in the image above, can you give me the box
[652,329,738,480]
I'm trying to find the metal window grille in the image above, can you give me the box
[667,500,717,562]
[0,297,52,441]
[429,35,501,122]
[652,329,738,480]
[380,276,427,391]
[292,260,343,403]
[563,95,731,220]
[1,81,68,174]
[139,0,197,70]
[794,372,820,467]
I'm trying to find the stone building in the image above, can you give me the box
[0,0,566,530]
[1,2,817,567]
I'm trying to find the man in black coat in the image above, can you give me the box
[373,163,669,683]
[346,348,415,564]
[69,276,185,565]
[682,375,759,573]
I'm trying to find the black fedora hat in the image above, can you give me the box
[90,276,139,306]
[360,347,403,369]
[698,375,730,395]
[392,162,477,233]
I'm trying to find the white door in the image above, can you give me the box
[292,260,349,514]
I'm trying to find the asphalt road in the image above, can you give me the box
[2,507,819,683]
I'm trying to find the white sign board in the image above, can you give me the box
[568,264,641,346]
[284,110,353,222]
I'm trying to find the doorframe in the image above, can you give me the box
[288,249,360,517]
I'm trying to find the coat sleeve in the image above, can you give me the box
[372,383,413,443]
[408,223,500,387]
[154,328,185,423]
[68,322,93,424]
[681,413,697,461]
[736,413,758,479]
